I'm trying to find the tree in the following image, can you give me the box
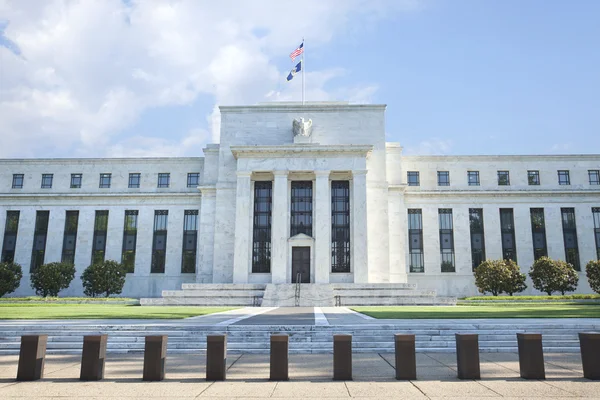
[586,260,600,294]
[503,259,528,296]
[529,257,579,296]
[555,260,579,295]
[81,260,128,297]
[0,262,23,297]
[30,262,75,297]
[474,259,526,296]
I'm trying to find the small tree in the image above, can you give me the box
[586,260,600,294]
[474,259,526,296]
[502,259,528,296]
[529,257,579,295]
[0,262,23,297]
[81,260,127,297]
[555,260,579,295]
[30,262,75,297]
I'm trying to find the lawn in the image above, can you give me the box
[0,304,237,319]
[352,304,600,319]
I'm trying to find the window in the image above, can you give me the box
[151,210,168,273]
[1,211,20,263]
[30,211,50,272]
[70,174,82,189]
[91,211,108,264]
[593,208,600,260]
[528,170,540,186]
[121,210,138,273]
[437,171,450,186]
[500,208,517,262]
[469,208,486,271]
[530,208,548,260]
[12,174,24,189]
[497,171,510,186]
[439,209,455,272]
[558,170,570,185]
[181,210,199,273]
[561,208,580,271]
[468,171,480,186]
[128,173,140,188]
[252,181,272,273]
[291,181,313,237]
[589,170,600,185]
[99,173,111,188]
[157,173,170,188]
[407,171,420,186]
[331,181,351,273]
[408,209,424,273]
[187,173,200,188]
[41,174,53,189]
[61,211,79,265]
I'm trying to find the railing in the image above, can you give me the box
[295,273,301,306]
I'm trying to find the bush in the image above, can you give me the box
[474,259,527,296]
[30,262,75,297]
[0,262,23,297]
[585,260,600,294]
[81,260,128,297]
[529,257,579,296]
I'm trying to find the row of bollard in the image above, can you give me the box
[15,332,599,382]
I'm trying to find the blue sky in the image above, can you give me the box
[0,0,599,158]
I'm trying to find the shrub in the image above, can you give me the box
[529,257,579,296]
[503,259,528,296]
[585,260,600,294]
[30,262,75,297]
[0,262,23,297]
[81,260,127,297]
[474,259,527,296]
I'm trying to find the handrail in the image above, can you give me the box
[295,272,301,306]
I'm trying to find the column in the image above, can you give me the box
[271,170,289,283]
[352,170,369,283]
[197,187,216,282]
[232,172,252,283]
[314,171,331,283]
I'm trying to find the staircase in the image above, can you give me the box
[261,284,335,307]
[140,284,266,306]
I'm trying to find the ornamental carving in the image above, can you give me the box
[292,118,312,137]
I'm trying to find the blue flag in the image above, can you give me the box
[286,61,302,82]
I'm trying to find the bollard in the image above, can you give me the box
[270,334,289,381]
[394,334,416,380]
[206,334,227,381]
[80,334,108,381]
[333,334,352,381]
[455,334,480,379]
[579,333,600,380]
[143,335,167,381]
[16,335,48,381]
[517,333,545,379]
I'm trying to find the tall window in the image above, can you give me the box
[497,171,510,186]
[1,211,20,263]
[99,173,111,188]
[187,173,200,188]
[91,211,108,264]
[128,173,140,188]
[181,210,199,273]
[331,181,350,273]
[589,170,600,185]
[469,208,486,270]
[408,209,424,273]
[30,211,50,272]
[528,170,540,185]
[468,171,480,186]
[593,208,600,260]
[561,208,580,270]
[151,210,168,273]
[530,208,547,260]
[291,181,313,236]
[439,209,455,272]
[121,210,138,273]
[500,208,517,262]
[558,170,570,185]
[61,211,79,265]
[41,174,53,189]
[158,173,170,188]
[437,171,450,186]
[12,174,24,189]
[70,174,82,188]
[252,182,272,273]
[407,171,420,186]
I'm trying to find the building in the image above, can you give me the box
[1,102,599,298]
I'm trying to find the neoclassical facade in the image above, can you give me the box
[1,102,599,297]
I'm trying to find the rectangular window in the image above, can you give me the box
[41,174,53,189]
[497,171,510,186]
[407,171,420,186]
[437,171,450,186]
[439,209,455,272]
[128,173,140,188]
[70,174,82,189]
[593,207,600,260]
[561,208,580,270]
[91,211,108,264]
[468,171,480,186]
[181,210,199,273]
[408,209,424,273]
[30,211,50,272]
[157,173,170,188]
[252,181,272,273]
[558,170,570,185]
[61,211,79,265]
[1,211,20,263]
[469,208,486,271]
[589,170,600,185]
[500,208,517,262]
[99,173,111,188]
[187,173,200,188]
[121,210,138,273]
[151,210,168,273]
[528,170,540,186]
[331,181,350,273]
[291,181,313,237]
[530,208,548,260]
[12,174,24,189]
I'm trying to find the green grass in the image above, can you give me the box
[352,304,600,319]
[0,304,237,319]
[0,297,138,302]
[463,294,600,301]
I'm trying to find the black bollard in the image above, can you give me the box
[206,334,227,381]
[517,333,545,379]
[333,334,352,381]
[270,334,289,381]
[455,334,480,379]
[394,334,417,380]
[16,335,48,381]
[579,333,600,380]
[80,334,108,381]
[143,335,167,381]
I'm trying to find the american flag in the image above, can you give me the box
[289,42,304,61]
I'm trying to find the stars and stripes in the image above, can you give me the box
[289,42,304,61]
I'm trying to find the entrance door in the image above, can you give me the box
[291,247,310,283]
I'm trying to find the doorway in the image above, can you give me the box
[291,246,310,283]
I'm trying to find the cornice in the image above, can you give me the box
[0,157,204,165]
[399,154,600,162]
[230,144,373,159]
[401,189,600,198]
[0,192,201,200]
[220,103,386,114]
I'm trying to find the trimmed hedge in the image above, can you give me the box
[30,262,76,297]
[529,257,579,296]
[0,262,23,297]
[81,260,128,297]
[586,260,600,294]
[474,259,527,296]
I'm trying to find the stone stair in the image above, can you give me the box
[261,284,335,307]
[332,284,456,306]
[140,284,266,306]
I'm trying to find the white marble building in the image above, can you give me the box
[1,102,599,297]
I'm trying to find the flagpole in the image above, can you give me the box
[301,37,305,105]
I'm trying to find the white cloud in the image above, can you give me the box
[403,138,453,155]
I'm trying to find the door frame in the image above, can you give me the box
[291,246,311,283]
[287,233,314,283]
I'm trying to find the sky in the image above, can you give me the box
[0,0,599,158]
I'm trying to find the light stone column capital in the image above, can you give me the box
[315,170,331,178]
[273,170,289,178]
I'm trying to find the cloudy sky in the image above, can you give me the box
[0,0,599,158]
